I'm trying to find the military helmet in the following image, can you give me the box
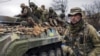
[20,3,26,7]
[29,2,35,7]
[49,7,54,13]
[41,5,45,8]
[68,7,82,17]
[60,13,65,18]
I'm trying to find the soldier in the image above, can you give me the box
[61,7,100,56]
[29,2,37,16]
[41,11,49,23]
[41,5,46,11]
[48,7,58,27]
[58,13,66,26]
[19,3,31,21]
[20,17,36,27]
[36,7,43,20]
[30,2,42,19]
[41,5,48,22]
[55,11,67,36]
[29,2,39,24]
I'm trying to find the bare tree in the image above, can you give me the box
[83,0,100,30]
[52,0,68,13]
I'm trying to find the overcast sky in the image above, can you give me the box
[0,0,94,16]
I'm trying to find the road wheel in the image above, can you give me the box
[23,54,29,56]
[39,52,48,56]
[48,50,55,56]
[56,48,62,56]
[32,54,37,56]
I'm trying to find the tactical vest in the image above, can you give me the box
[65,24,94,56]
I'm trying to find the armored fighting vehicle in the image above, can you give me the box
[0,16,64,56]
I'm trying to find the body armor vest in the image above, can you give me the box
[65,24,94,56]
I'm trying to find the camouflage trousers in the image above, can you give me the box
[61,45,100,56]
[88,47,100,56]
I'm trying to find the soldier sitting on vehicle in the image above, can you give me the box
[48,7,58,27]
[56,13,67,36]
[61,7,100,56]
[41,10,49,23]
[59,12,66,26]
[41,5,49,23]
[29,2,40,24]
[17,3,31,22]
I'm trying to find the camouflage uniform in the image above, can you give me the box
[30,2,42,20]
[58,13,66,26]
[29,2,37,15]
[41,5,48,22]
[29,2,40,24]
[48,7,58,26]
[61,7,100,56]
[20,3,31,21]
[41,10,48,22]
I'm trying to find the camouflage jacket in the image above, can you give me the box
[63,22,100,55]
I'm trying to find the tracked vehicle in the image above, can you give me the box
[0,16,63,56]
